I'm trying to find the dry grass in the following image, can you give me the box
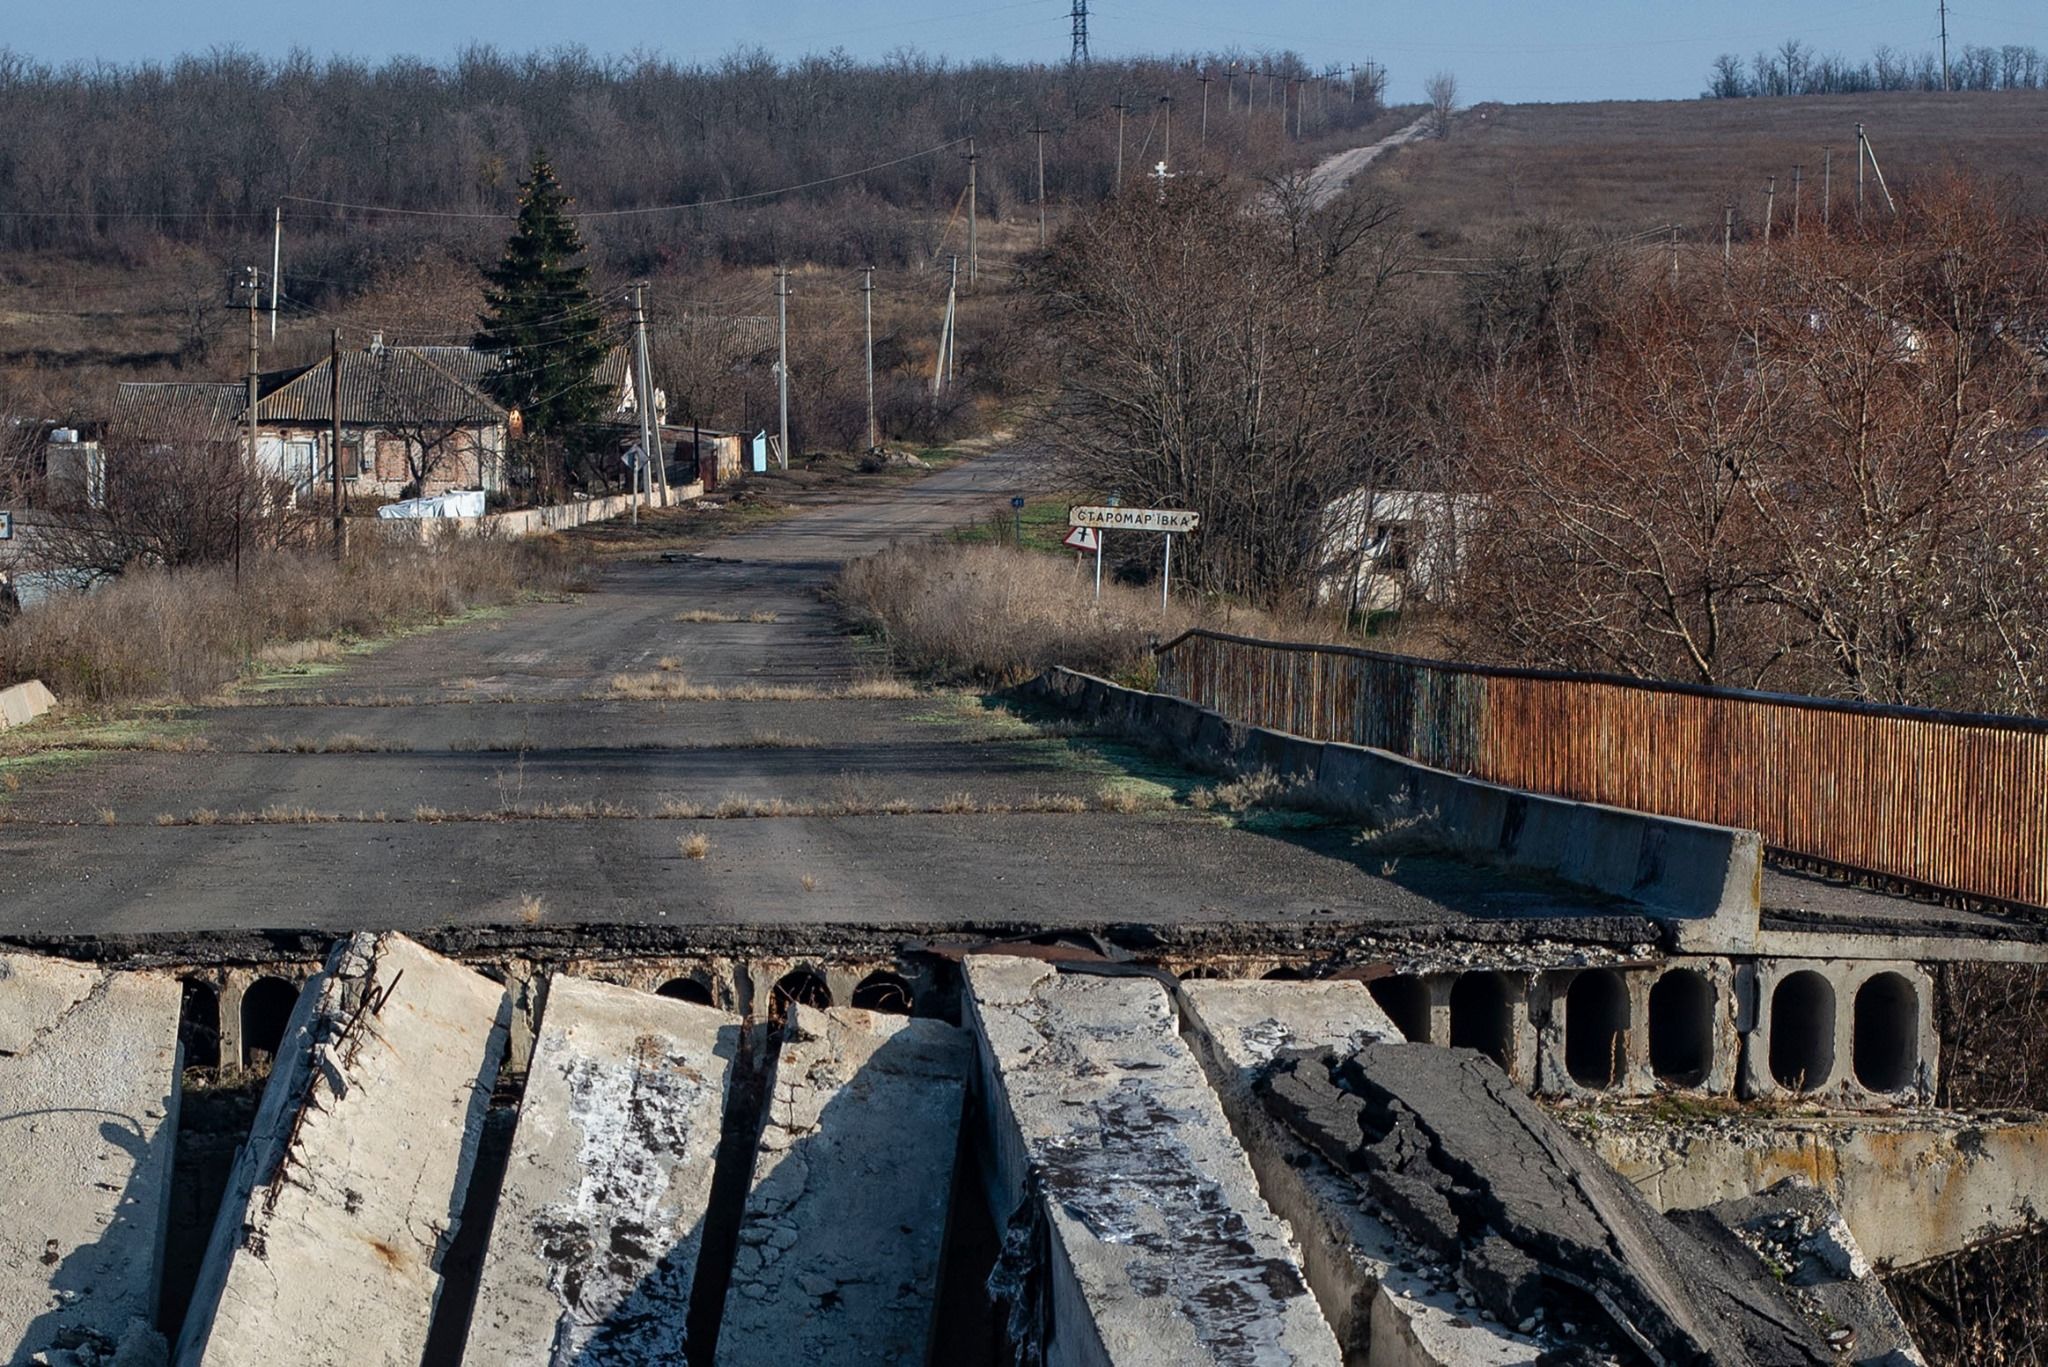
[800,873,817,892]
[0,536,588,705]
[256,733,412,754]
[600,672,917,702]
[679,832,711,859]
[517,894,545,925]
[656,657,682,672]
[836,542,1353,688]
[673,608,780,624]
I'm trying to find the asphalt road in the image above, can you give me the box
[0,447,1619,939]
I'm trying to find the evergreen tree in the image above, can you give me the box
[475,157,609,441]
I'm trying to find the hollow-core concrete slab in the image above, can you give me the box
[463,974,737,1366]
[963,955,1341,1366]
[716,1004,970,1366]
[174,932,510,1367]
[0,954,181,1366]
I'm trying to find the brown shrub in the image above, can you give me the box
[0,535,589,704]
[835,542,1351,687]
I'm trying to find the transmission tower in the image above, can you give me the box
[1070,0,1089,64]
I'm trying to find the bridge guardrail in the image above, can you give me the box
[1154,629,2048,911]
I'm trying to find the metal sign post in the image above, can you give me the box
[1067,506,1198,610]
[1161,532,1172,613]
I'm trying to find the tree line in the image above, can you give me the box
[0,45,1386,277]
[1706,39,2046,98]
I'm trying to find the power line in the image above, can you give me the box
[279,137,971,222]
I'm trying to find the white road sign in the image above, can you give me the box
[1063,525,1100,551]
[1068,506,1200,533]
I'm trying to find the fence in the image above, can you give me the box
[1154,629,2048,910]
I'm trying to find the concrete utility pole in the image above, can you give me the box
[329,327,343,560]
[1111,97,1130,190]
[1856,123,1867,223]
[1669,225,1680,287]
[269,207,281,341]
[774,268,790,471]
[631,282,659,522]
[933,256,959,399]
[964,137,979,288]
[1197,74,1212,148]
[1764,175,1776,246]
[1822,146,1833,229]
[862,267,877,451]
[1029,124,1050,247]
[1939,0,1952,91]
[1724,203,1734,262]
[1292,80,1304,139]
[1792,164,1804,236]
[1160,95,1172,168]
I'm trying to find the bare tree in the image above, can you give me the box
[1425,72,1458,139]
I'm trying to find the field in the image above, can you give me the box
[1370,90,2048,254]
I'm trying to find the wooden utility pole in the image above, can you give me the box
[1029,124,1050,246]
[861,267,877,451]
[1764,175,1776,246]
[963,137,978,288]
[1111,97,1130,190]
[774,268,790,471]
[241,265,260,588]
[329,327,343,560]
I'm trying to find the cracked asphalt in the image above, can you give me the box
[0,446,1625,938]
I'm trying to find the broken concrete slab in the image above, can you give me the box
[1177,979,1542,1366]
[715,1004,970,1367]
[462,975,736,1366]
[1261,1043,1844,1365]
[963,955,1341,1366]
[174,932,510,1367]
[1673,1179,1926,1365]
[0,954,181,1367]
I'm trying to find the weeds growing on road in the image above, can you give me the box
[599,671,918,702]
[673,609,780,624]
[679,832,711,860]
[0,536,589,705]
[256,733,413,754]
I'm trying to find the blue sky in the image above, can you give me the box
[6,1,2042,103]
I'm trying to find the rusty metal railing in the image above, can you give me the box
[1154,629,2048,910]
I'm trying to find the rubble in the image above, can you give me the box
[1259,1042,1844,1364]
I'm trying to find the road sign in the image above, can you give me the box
[1010,495,1026,509]
[1069,505,1199,533]
[0,512,11,541]
[1063,525,1100,551]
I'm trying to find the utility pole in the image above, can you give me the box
[774,268,790,471]
[946,256,958,383]
[862,267,877,451]
[1111,97,1130,190]
[630,282,659,523]
[269,207,282,342]
[1069,0,1088,64]
[963,137,979,288]
[1763,175,1776,246]
[1822,146,1833,229]
[240,264,260,589]
[1669,225,1680,287]
[933,256,959,399]
[1029,124,1050,247]
[1292,80,1304,139]
[1197,74,1212,148]
[1160,95,1172,167]
[1724,203,1734,262]
[1939,0,1951,91]
[329,327,343,560]
[1792,164,1804,236]
[1856,123,1866,223]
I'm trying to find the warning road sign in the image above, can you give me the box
[1063,525,1100,551]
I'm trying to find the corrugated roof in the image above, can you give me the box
[112,383,245,441]
[256,346,505,426]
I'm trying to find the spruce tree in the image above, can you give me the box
[475,157,609,440]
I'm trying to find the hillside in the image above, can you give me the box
[1369,90,2048,253]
